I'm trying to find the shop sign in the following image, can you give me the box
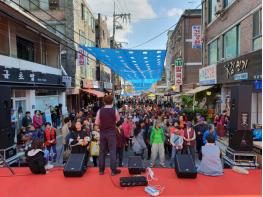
[192,25,202,48]
[175,58,183,86]
[78,47,85,65]
[199,64,217,85]
[62,76,72,87]
[224,59,248,79]
[175,58,183,67]
[234,73,248,81]
[84,80,100,89]
[0,66,63,86]
[103,82,112,89]
[217,50,262,84]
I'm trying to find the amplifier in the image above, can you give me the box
[120,176,148,187]
[128,156,145,175]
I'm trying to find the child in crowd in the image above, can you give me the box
[90,125,100,167]
[170,126,184,167]
[44,122,57,163]
[116,122,125,167]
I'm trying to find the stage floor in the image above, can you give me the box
[0,167,261,197]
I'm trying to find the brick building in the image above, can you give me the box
[200,0,262,126]
[168,9,202,93]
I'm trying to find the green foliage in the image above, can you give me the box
[182,108,208,122]
[181,95,193,107]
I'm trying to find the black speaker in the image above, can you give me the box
[229,131,253,151]
[0,128,15,149]
[229,85,253,151]
[174,154,197,178]
[0,86,11,129]
[128,156,145,175]
[63,153,86,177]
[120,176,148,187]
[230,85,252,132]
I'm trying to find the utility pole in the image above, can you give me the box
[111,1,131,99]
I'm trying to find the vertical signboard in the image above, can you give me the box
[192,25,202,48]
[175,58,183,86]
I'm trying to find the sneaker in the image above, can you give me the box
[111,169,121,176]
[160,164,166,168]
[45,163,54,170]
[150,163,154,168]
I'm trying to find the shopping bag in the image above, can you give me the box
[90,141,100,156]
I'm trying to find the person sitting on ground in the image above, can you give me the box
[26,139,53,174]
[203,124,217,145]
[197,134,223,176]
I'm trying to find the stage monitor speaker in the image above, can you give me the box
[229,131,253,151]
[0,128,15,149]
[174,154,197,179]
[128,156,145,175]
[120,176,148,187]
[63,153,86,177]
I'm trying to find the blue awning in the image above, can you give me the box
[80,46,166,91]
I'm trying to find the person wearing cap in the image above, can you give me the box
[183,121,196,162]
[150,120,166,168]
[95,95,121,176]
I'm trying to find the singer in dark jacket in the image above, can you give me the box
[26,139,47,174]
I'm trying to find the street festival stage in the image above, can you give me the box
[0,167,261,197]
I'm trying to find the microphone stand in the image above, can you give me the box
[0,153,15,175]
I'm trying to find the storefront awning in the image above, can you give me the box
[82,89,105,97]
[184,85,213,95]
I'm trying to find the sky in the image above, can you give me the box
[87,0,201,50]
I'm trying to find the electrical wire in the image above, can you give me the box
[129,2,202,49]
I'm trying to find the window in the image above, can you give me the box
[208,39,218,64]
[208,0,217,23]
[223,25,240,59]
[0,15,9,55]
[49,0,59,10]
[253,9,262,51]
[79,30,86,45]
[224,0,234,8]
[81,4,84,20]
[16,36,35,62]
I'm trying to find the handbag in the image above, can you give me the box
[90,141,100,156]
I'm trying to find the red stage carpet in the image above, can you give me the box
[0,167,261,197]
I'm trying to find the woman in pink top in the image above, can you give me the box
[122,117,133,151]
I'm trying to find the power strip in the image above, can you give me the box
[145,186,160,196]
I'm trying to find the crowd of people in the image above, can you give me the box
[19,96,231,177]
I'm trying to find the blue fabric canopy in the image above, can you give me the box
[80,46,166,91]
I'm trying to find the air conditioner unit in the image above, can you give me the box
[216,0,224,15]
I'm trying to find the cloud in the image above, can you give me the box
[167,7,184,17]
[87,0,156,43]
